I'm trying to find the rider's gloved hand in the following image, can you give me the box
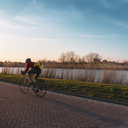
[21,70,24,75]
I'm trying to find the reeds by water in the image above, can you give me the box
[1,67,22,75]
[100,70,128,85]
[1,67,128,85]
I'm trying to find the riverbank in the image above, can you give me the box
[0,73,128,103]
[1,67,128,85]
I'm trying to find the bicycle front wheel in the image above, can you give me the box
[35,79,47,97]
[19,78,29,93]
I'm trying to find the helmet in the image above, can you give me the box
[26,58,31,63]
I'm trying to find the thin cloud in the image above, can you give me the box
[18,0,44,15]
[0,12,42,32]
[99,0,113,9]
[15,16,42,26]
[0,20,15,29]
[78,34,103,38]
[30,38,58,44]
[105,18,128,29]
[98,0,123,10]
[99,0,128,10]
[114,21,128,29]
[0,13,25,30]
[18,0,83,24]
[78,34,119,38]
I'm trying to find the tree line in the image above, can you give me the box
[0,51,126,68]
[58,51,101,64]
[0,60,25,67]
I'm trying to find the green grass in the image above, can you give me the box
[0,73,128,103]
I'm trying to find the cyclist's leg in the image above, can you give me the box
[34,70,41,88]
[28,69,41,88]
[28,69,40,92]
[34,71,41,81]
[27,73,32,83]
[28,69,36,84]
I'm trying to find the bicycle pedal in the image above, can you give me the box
[32,87,36,90]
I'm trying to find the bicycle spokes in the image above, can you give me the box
[19,78,29,93]
[35,80,47,97]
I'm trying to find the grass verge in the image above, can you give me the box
[0,73,128,103]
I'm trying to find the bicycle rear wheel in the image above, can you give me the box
[35,79,47,97]
[19,78,29,93]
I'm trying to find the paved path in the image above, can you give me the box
[0,81,128,128]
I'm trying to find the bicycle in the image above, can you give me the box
[19,74,47,97]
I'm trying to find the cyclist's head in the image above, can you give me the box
[26,58,31,63]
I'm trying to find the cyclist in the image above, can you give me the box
[21,58,41,92]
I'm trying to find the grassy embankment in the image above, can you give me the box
[0,73,128,103]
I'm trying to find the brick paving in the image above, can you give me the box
[0,81,128,128]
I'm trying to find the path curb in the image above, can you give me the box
[47,89,128,107]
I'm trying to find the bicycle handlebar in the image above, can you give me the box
[21,70,24,75]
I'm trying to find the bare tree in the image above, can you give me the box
[85,52,102,63]
[75,55,80,63]
[58,51,76,63]
[65,51,70,63]
[58,51,102,64]
[58,52,66,63]
[68,51,76,63]
[81,56,86,63]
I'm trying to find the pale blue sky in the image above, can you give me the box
[0,0,128,62]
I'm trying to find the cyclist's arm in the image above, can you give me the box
[23,63,29,74]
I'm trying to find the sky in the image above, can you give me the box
[0,0,128,62]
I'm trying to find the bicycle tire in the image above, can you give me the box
[35,79,47,97]
[19,78,29,93]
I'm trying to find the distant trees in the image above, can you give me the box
[58,51,76,63]
[58,52,66,63]
[0,61,4,67]
[58,51,102,64]
[122,60,128,65]
[85,52,102,63]
[0,60,25,67]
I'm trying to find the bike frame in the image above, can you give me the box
[23,76,30,85]
[23,75,38,88]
